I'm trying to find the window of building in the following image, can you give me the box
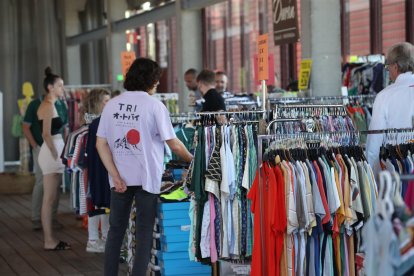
[348,0,371,56]
[204,0,283,94]
[382,0,406,52]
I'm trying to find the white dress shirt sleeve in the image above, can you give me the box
[366,95,387,177]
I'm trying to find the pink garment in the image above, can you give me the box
[209,194,218,262]
[404,180,414,210]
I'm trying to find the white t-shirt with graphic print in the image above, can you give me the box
[97,91,176,194]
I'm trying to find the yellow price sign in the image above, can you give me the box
[298,59,312,90]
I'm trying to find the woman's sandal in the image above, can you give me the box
[44,241,71,251]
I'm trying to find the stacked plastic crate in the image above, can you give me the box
[149,201,211,276]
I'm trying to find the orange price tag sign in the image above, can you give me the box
[257,34,269,81]
[121,51,136,77]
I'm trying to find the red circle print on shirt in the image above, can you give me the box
[126,129,140,145]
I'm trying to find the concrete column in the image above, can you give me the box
[300,0,311,59]
[65,0,86,85]
[107,0,128,90]
[301,0,342,97]
[175,0,203,112]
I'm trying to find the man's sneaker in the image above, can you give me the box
[86,240,105,253]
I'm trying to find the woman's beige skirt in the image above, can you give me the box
[38,135,65,175]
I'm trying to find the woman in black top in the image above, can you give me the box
[37,67,70,251]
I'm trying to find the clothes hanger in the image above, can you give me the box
[391,172,405,208]
[378,171,394,220]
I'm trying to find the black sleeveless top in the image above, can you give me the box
[39,117,64,136]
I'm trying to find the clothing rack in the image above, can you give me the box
[170,113,199,124]
[255,128,414,274]
[196,110,265,116]
[274,104,345,108]
[256,131,362,275]
[266,118,302,134]
[265,125,414,136]
[269,94,376,104]
[64,84,112,89]
[170,112,196,118]
[272,103,347,116]
[360,127,414,135]
[269,103,349,134]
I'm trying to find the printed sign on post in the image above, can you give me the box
[121,51,136,77]
[254,54,275,86]
[257,34,269,81]
[298,59,312,90]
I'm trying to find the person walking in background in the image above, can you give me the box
[37,67,70,250]
[366,42,414,177]
[96,58,193,275]
[23,77,68,232]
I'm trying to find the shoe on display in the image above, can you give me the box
[86,240,105,253]
[160,187,188,202]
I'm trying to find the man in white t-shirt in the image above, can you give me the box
[96,58,193,276]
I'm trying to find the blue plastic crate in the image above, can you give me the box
[159,202,190,212]
[158,264,211,275]
[150,262,211,276]
[172,169,183,181]
[160,232,189,243]
[158,209,189,220]
[159,224,191,236]
[161,241,188,252]
[152,249,189,260]
[159,258,209,269]
[158,218,190,227]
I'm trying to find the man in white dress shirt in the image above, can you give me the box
[366,42,414,177]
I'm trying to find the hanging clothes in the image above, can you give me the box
[62,116,110,216]
[250,140,378,276]
[186,120,259,263]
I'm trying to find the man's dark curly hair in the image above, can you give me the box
[124,58,162,92]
